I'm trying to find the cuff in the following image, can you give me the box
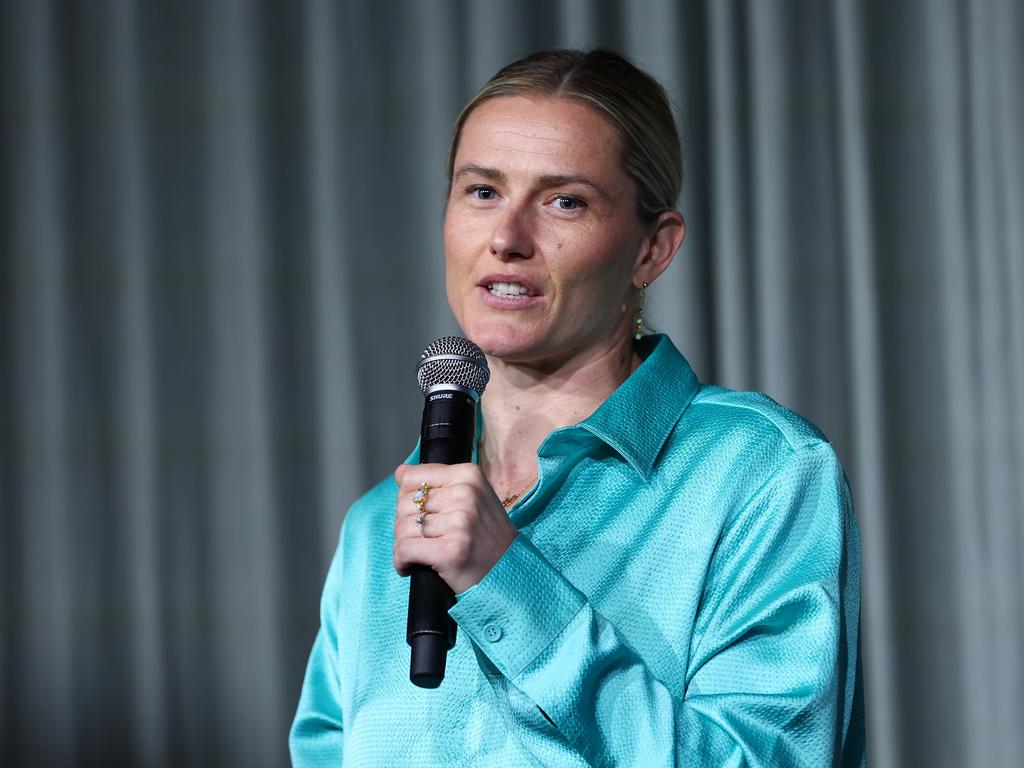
[449,534,586,680]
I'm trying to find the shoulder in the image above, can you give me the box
[657,383,844,515]
[670,387,856,575]
[688,385,828,451]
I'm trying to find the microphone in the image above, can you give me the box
[407,336,490,688]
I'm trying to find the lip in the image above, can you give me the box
[477,285,544,310]
[476,274,544,310]
[478,274,542,296]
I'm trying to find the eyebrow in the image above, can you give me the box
[452,164,610,200]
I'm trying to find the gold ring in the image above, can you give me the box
[413,482,429,524]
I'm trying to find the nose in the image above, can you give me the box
[489,203,535,261]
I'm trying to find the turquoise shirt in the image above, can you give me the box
[290,335,865,766]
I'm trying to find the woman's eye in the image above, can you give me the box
[552,195,585,211]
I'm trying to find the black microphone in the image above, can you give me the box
[407,336,490,688]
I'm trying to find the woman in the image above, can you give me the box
[291,49,864,767]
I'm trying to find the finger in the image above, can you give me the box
[395,495,450,537]
[394,531,447,576]
[393,510,458,580]
[405,481,477,513]
[398,463,478,495]
[393,512,424,575]
[395,481,453,523]
[395,474,468,523]
[394,482,424,530]
[401,491,474,543]
[394,463,411,486]
[395,486,425,517]
[396,511,427,543]
[417,508,456,539]
[394,499,422,538]
[394,462,456,491]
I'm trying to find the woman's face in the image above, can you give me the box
[444,95,649,366]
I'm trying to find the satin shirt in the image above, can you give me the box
[290,335,865,766]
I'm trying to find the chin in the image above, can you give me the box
[462,322,546,362]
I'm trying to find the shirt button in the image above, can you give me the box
[484,624,503,643]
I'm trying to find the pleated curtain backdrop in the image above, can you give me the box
[2,1,1022,766]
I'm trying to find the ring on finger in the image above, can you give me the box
[413,482,429,525]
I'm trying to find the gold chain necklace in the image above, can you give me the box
[480,436,537,508]
[500,477,537,508]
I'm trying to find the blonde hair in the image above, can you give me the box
[447,49,682,225]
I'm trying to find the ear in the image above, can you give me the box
[632,210,685,287]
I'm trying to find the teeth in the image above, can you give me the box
[488,282,528,297]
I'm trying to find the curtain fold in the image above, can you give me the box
[107,0,167,762]
[829,1,896,764]
[2,1,1022,766]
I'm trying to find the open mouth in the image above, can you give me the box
[486,281,531,298]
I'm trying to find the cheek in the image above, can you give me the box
[444,207,494,280]
[554,242,635,312]
[443,212,463,265]
[443,215,474,319]
[443,209,476,264]
[443,250,461,313]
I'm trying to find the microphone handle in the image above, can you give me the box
[407,390,476,688]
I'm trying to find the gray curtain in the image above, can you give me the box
[2,0,1022,766]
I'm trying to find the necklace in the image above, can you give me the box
[500,477,537,508]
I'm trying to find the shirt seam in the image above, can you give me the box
[689,398,823,452]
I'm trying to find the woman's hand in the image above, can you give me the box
[393,463,519,595]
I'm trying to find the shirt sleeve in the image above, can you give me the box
[448,441,864,767]
[289,542,346,766]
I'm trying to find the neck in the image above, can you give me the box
[478,333,640,491]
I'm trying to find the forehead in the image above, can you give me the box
[455,96,625,182]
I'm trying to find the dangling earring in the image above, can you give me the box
[634,282,648,341]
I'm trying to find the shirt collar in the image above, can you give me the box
[576,334,700,480]
[407,335,700,480]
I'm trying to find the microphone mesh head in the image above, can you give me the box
[416,336,490,396]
